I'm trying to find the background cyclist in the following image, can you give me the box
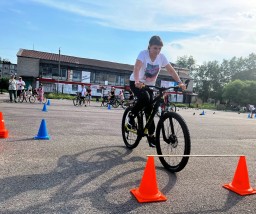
[129,35,186,147]
[108,87,116,102]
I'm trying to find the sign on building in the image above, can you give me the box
[82,71,90,83]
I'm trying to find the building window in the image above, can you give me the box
[120,76,124,86]
[73,70,81,81]
[41,66,52,78]
[125,74,130,85]
[95,72,105,84]
[52,67,59,78]
[108,73,116,85]
[72,84,78,91]
[90,72,95,83]
[60,68,67,80]
[115,76,120,85]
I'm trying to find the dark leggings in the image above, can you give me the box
[130,81,155,135]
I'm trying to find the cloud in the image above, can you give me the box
[164,34,256,64]
[27,0,256,63]
[29,0,256,32]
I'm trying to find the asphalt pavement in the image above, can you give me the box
[1,93,256,214]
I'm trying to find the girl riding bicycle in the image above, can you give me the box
[129,35,186,147]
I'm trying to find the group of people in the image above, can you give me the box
[8,74,45,103]
[79,84,92,107]
[8,75,26,103]
[100,86,134,107]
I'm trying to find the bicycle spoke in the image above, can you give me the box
[156,112,190,172]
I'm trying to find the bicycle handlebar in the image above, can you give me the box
[143,85,188,93]
[143,79,190,93]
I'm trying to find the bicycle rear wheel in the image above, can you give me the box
[121,107,141,149]
[156,112,191,172]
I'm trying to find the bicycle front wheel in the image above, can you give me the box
[29,95,36,103]
[121,107,141,149]
[112,100,119,108]
[73,97,79,106]
[156,112,191,172]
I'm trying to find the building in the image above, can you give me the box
[0,61,17,78]
[17,49,193,102]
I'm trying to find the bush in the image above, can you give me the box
[200,103,216,110]
[45,93,75,100]
[0,78,9,90]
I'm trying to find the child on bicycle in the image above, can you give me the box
[37,83,44,103]
[129,35,186,147]
[108,87,116,102]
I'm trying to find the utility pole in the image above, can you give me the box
[57,47,60,94]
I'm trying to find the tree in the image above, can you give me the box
[176,55,196,70]
[222,80,256,105]
[222,80,245,104]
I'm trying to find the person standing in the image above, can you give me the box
[8,75,17,103]
[16,76,26,100]
[248,104,255,118]
[119,89,124,101]
[86,85,92,106]
[80,84,87,107]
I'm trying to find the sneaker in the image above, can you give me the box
[147,135,156,147]
[127,113,136,130]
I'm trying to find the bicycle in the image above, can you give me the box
[120,97,137,109]
[121,85,191,172]
[29,92,47,104]
[102,96,120,108]
[17,90,31,103]
[73,92,86,106]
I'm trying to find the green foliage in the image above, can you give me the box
[0,78,9,90]
[46,93,75,100]
[223,80,256,105]
[176,55,196,69]
[181,52,256,105]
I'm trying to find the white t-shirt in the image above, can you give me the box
[249,105,255,111]
[17,80,25,90]
[8,79,17,90]
[130,50,169,85]
[80,87,87,97]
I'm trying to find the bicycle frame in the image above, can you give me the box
[137,85,179,137]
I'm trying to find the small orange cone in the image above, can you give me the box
[130,156,167,203]
[0,112,8,138]
[223,156,256,195]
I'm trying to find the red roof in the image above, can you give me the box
[17,49,190,78]
[17,49,134,71]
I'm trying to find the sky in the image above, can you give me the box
[0,0,256,66]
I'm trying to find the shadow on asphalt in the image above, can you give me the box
[0,146,176,213]
[173,191,243,214]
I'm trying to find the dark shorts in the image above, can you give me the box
[17,90,24,96]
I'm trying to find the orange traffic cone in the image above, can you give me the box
[130,156,167,203]
[223,156,256,195]
[0,112,8,138]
